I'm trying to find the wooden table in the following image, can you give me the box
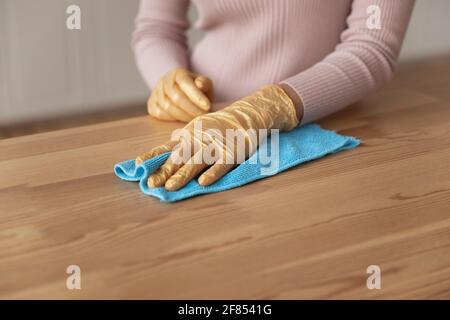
[1,57,449,299]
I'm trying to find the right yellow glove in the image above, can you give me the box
[137,85,299,191]
[148,68,214,122]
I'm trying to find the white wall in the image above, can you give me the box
[0,0,146,125]
[0,0,449,125]
[400,0,450,61]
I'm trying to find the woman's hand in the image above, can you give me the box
[136,85,299,191]
[147,68,214,122]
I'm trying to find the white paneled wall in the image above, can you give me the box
[0,0,147,125]
[400,0,450,61]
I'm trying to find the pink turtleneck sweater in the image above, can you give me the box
[132,0,414,124]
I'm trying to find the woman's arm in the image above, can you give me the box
[132,0,190,90]
[280,0,415,125]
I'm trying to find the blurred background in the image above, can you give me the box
[0,0,449,136]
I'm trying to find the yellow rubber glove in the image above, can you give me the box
[136,85,299,191]
[148,68,214,122]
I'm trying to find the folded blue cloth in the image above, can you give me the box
[114,124,360,202]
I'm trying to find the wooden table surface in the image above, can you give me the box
[1,57,449,299]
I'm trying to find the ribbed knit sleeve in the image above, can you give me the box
[132,0,190,90]
[280,0,415,125]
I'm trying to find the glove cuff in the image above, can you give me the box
[228,85,299,131]
[263,84,299,131]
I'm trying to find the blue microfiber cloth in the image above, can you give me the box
[114,124,360,202]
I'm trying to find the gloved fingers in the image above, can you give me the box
[157,84,195,122]
[194,75,214,103]
[198,163,235,186]
[135,140,177,166]
[164,72,206,118]
[146,94,158,117]
[164,151,209,191]
[147,85,176,121]
[147,155,184,188]
[152,101,177,121]
[176,71,211,111]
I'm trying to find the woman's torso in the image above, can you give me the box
[190,0,352,102]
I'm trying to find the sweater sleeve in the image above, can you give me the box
[280,0,415,125]
[132,0,191,90]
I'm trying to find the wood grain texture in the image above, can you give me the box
[0,103,146,139]
[0,57,450,299]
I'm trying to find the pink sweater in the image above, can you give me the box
[132,0,414,124]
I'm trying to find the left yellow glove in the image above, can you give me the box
[137,85,299,191]
[148,68,214,122]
